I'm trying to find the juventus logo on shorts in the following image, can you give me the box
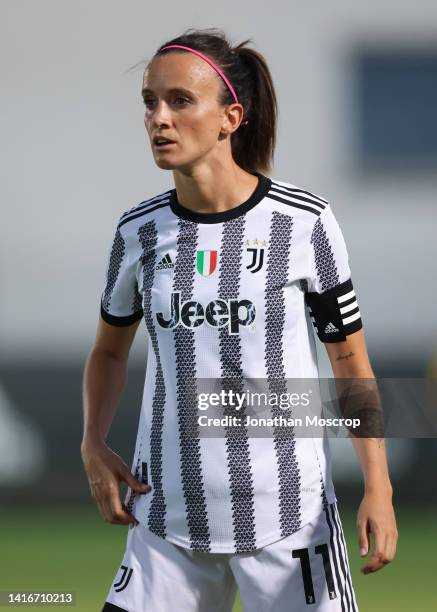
[113,565,133,592]
[246,248,265,273]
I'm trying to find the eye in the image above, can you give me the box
[142,95,191,109]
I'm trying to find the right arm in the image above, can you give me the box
[80,315,151,525]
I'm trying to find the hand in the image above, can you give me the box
[357,488,398,574]
[81,439,152,525]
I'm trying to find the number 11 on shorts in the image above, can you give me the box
[292,544,337,605]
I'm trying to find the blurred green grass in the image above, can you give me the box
[1,506,436,611]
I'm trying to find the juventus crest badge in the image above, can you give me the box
[244,238,268,273]
[246,248,265,273]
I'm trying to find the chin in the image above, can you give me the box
[154,157,178,170]
[152,149,201,172]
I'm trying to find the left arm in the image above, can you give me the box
[324,329,398,574]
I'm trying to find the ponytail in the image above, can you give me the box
[231,41,278,174]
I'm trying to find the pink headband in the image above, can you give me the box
[159,44,249,126]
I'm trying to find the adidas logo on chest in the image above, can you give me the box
[155,253,174,270]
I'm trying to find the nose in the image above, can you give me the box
[148,99,172,128]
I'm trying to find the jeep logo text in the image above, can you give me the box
[155,292,256,334]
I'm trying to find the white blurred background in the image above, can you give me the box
[1,0,436,366]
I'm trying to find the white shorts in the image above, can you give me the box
[102,501,358,612]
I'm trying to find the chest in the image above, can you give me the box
[135,218,306,336]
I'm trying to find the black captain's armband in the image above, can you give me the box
[305,278,362,343]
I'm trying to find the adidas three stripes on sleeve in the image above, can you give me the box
[304,205,363,343]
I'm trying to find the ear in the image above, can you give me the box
[220,102,245,136]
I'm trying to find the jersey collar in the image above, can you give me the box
[169,171,272,224]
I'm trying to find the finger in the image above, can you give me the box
[379,529,395,567]
[357,519,369,557]
[94,491,113,523]
[89,481,113,523]
[362,529,387,574]
[385,529,398,563]
[108,487,137,525]
[88,477,104,498]
[95,481,121,524]
[122,502,140,523]
[123,469,152,494]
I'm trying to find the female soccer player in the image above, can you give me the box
[81,28,398,612]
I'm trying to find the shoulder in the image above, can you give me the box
[266,176,331,226]
[116,188,173,233]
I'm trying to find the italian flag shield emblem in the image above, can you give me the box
[197,250,217,276]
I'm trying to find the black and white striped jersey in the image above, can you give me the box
[100,171,363,553]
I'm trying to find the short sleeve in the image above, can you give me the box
[303,205,363,343]
[100,220,143,327]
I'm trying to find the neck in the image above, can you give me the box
[172,163,260,214]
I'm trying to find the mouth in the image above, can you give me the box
[153,136,177,150]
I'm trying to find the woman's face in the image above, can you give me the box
[142,52,238,171]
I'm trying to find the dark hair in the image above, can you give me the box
[148,28,278,175]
